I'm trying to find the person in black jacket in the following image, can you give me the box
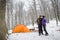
[37,15,43,36]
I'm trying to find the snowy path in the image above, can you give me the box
[7,26,60,40]
[7,20,60,40]
[7,32,55,40]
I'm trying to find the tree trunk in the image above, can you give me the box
[0,0,8,40]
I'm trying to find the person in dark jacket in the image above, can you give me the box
[37,15,43,36]
[42,16,48,35]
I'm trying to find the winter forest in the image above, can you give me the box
[6,0,60,30]
[0,0,60,40]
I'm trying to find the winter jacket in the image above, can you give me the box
[37,18,42,25]
[42,18,46,25]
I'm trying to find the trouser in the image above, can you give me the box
[42,25,48,34]
[38,25,43,35]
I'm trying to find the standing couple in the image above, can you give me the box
[37,15,48,36]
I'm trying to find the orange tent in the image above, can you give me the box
[12,24,30,33]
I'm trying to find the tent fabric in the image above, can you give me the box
[12,24,30,33]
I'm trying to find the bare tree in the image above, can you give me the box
[6,0,13,29]
[33,0,38,19]
[28,6,35,25]
[50,0,58,26]
[10,0,13,29]
[18,2,24,24]
[6,0,10,29]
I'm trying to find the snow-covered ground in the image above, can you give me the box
[7,20,60,40]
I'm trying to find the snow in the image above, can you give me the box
[7,20,60,40]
